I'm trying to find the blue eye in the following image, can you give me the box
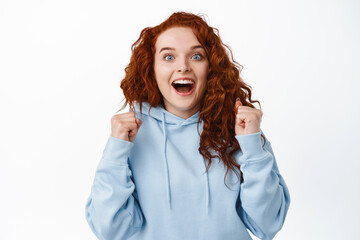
[164,55,174,61]
[192,54,202,60]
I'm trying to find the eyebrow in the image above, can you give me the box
[159,45,204,53]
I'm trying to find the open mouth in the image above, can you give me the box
[171,79,195,94]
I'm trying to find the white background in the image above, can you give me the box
[1,0,359,239]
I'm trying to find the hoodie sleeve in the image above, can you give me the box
[235,130,290,240]
[85,135,144,240]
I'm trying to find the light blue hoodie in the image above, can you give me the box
[85,102,290,240]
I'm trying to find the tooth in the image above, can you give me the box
[173,79,194,84]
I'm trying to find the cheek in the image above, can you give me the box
[198,65,209,83]
[199,69,209,93]
[198,82,207,95]
[153,60,161,78]
[154,66,171,91]
[154,62,171,79]
[195,77,207,94]
[200,62,209,77]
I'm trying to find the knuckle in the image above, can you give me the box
[111,115,118,122]
[111,116,123,126]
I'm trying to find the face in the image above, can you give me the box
[154,27,209,119]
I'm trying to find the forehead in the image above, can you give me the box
[155,27,201,50]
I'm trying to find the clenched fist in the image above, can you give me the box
[235,98,262,135]
[111,111,142,142]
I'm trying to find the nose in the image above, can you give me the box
[177,58,191,73]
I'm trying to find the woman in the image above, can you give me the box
[85,12,290,240]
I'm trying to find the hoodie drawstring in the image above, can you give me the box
[199,120,210,213]
[161,112,209,213]
[203,159,210,213]
[162,112,171,209]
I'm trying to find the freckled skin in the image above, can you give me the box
[153,27,209,119]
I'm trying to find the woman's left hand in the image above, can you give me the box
[235,98,263,135]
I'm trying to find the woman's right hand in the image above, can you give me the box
[111,112,142,142]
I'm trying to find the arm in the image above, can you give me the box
[235,130,290,240]
[85,135,144,240]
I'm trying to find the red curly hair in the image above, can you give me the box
[120,12,265,187]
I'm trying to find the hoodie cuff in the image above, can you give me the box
[235,131,265,159]
[102,135,134,165]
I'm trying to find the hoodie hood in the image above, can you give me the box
[134,102,200,126]
[133,102,209,212]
